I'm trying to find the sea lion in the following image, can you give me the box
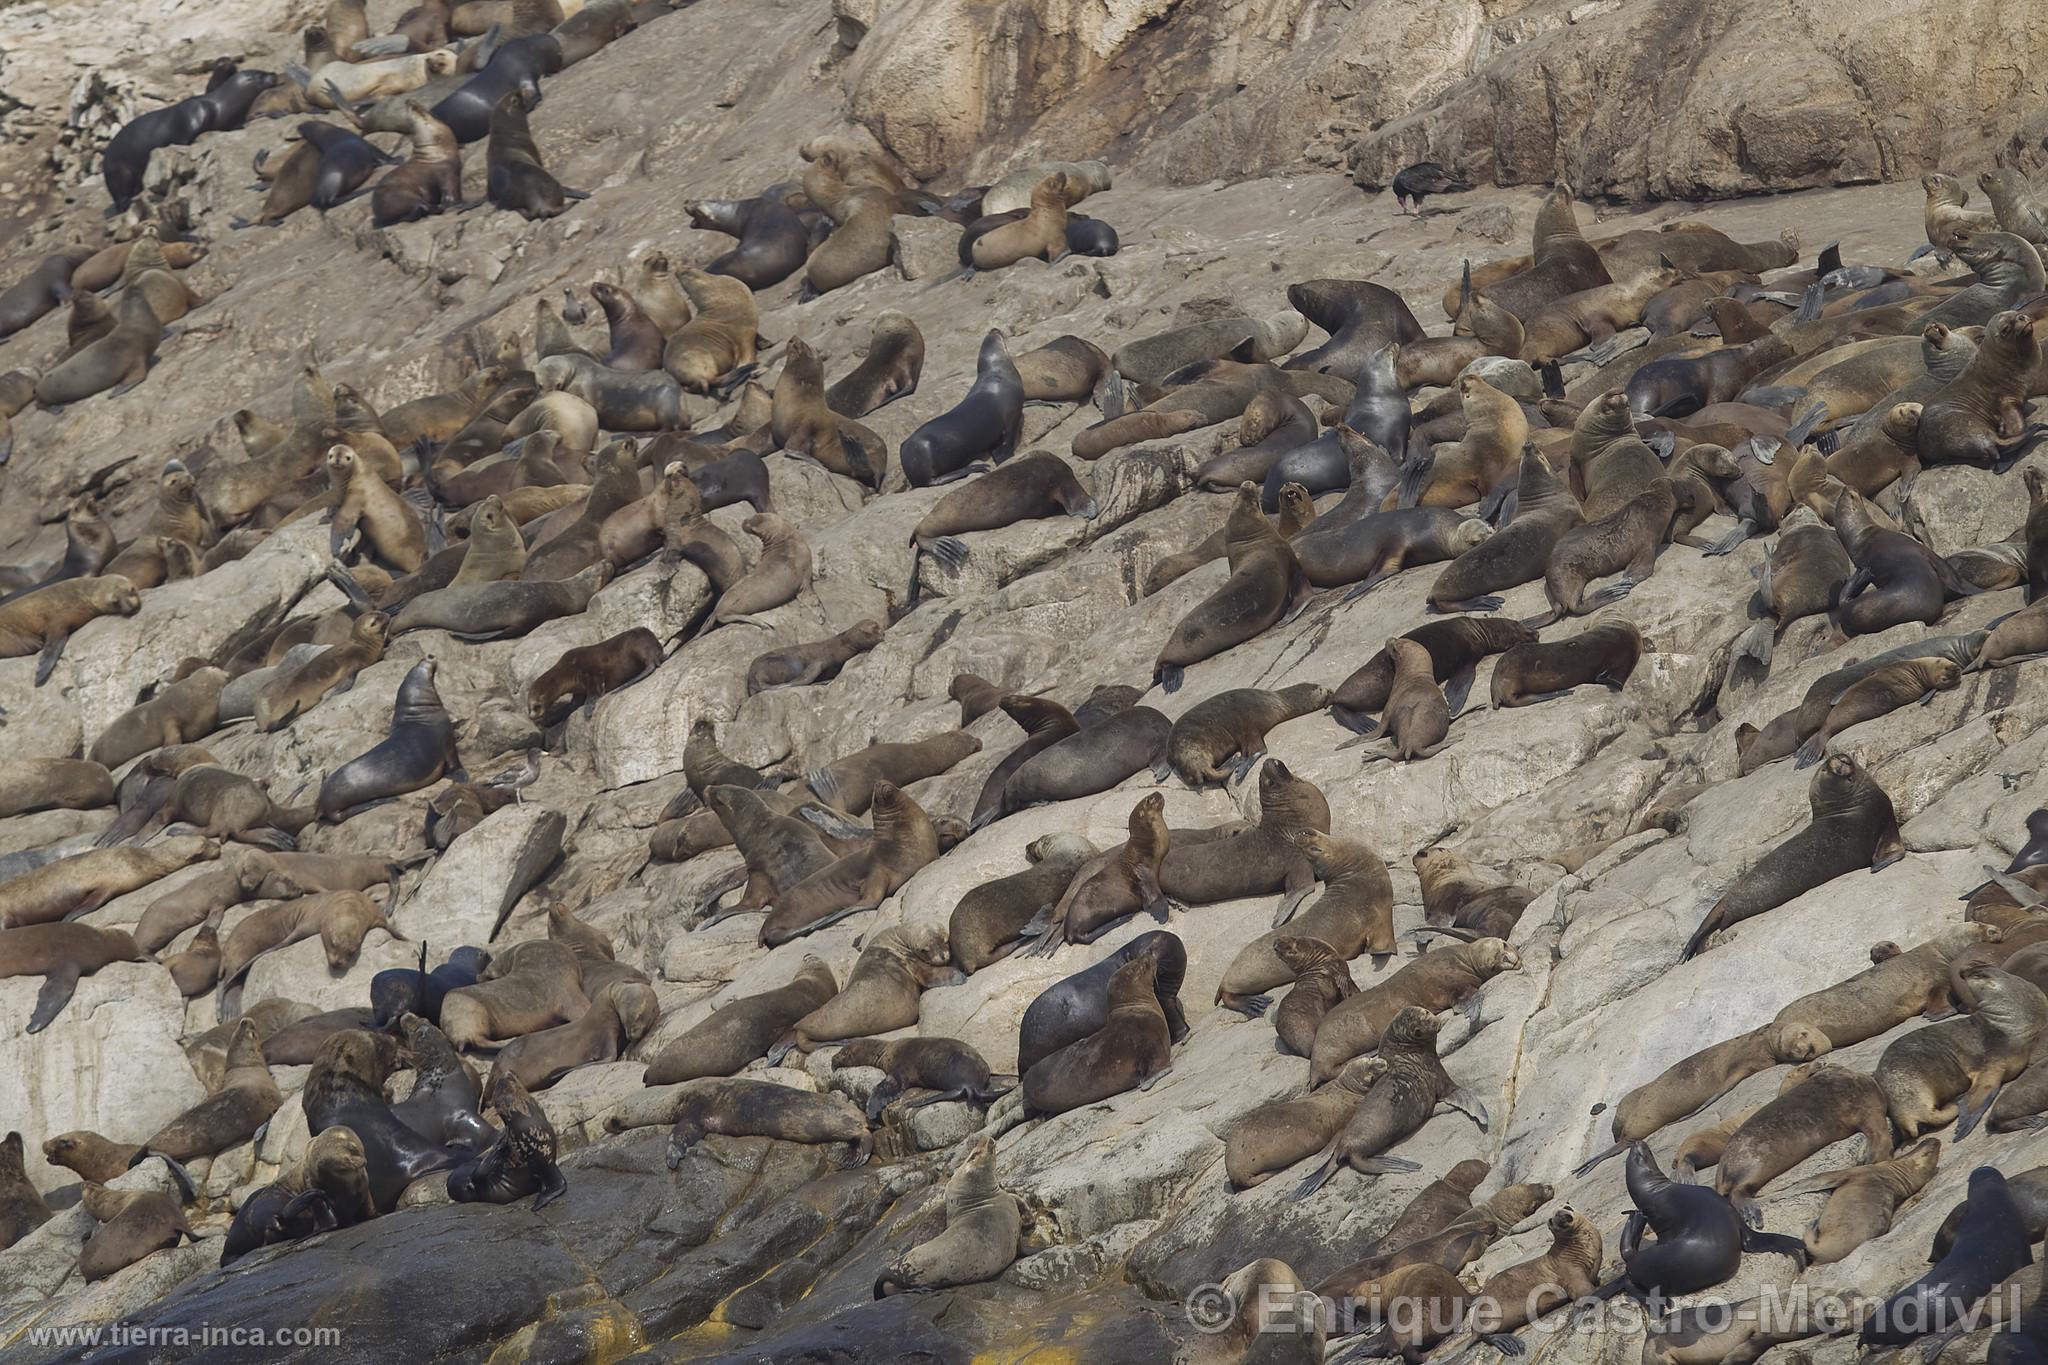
[1523,479,1681,628]
[806,730,981,815]
[389,562,607,638]
[872,1135,1021,1297]
[1270,936,1359,1056]
[900,331,1026,486]
[253,613,388,731]
[428,34,562,142]
[364,99,462,225]
[218,889,398,996]
[1285,278,1426,376]
[526,627,661,726]
[0,575,141,685]
[0,1132,52,1251]
[439,939,589,1049]
[535,354,682,431]
[1594,1142,1802,1303]
[1292,1006,1480,1199]
[1570,1027,1781,1175]
[1474,185,1612,319]
[1764,925,1999,1065]
[981,158,1108,214]
[1158,757,1327,912]
[1792,655,1963,769]
[1918,309,2046,470]
[1021,956,1173,1115]
[447,1072,566,1207]
[327,443,424,572]
[1427,445,1582,612]
[1729,509,1854,676]
[707,514,808,628]
[1712,1062,1892,1219]
[826,311,924,416]
[1460,1207,1604,1353]
[770,338,888,488]
[139,1017,282,1161]
[1774,1136,1940,1264]
[134,765,314,846]
[1224,1054,1386,1190]
[1860,1165,2030,1348]
[686,195,808,290]
[1154,484,1303,692]
[370,945,490,1026]
[1035,791,1172,948]
[1309,938,1519,1085]
[1873,965,2048,1138]
[948,834,1098,973]
[833,1036,1006,1120]
[1351,636,1452,762]
[657,1077,870,1169]
[968,172,1075,270]
[1011,334,1108,404]
[1681,753,1902,959]
[78,1181,196,1282]
[1331,616,1534,728]
[1017,929,1190,1073]
[1222,832,1395,1016]
[1414,847,1534,943]
[758,781,938,944]
[910,452,1096,572]
[1488,619,1643,707]
[316,658,461,819]
[745,620,885,695]
[783,922,955,1054]
[643,956,837,1085]
[1396,374,1527,511]
[88,665,227,770]
[299,1031,462,1212]
[220,1126,374,1264]
[487,979,655,1092]
[0,758,114,820]
[1167,682,1328,786]
[588,279,662,372]
[0,836,216,929]
[997,705,1169,813]
[661,267,758,394]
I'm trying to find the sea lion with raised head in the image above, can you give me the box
[1292,1006,1480,1200]
[1873,965,2048,1139]
[783,921,955,1054]
[1309,938,1519,1085]
[1034,792,1172,949]
[1330,616,1534,728]
[758,781,939,945]
[900,331,1026,486]
[1216,832,1392,1012]
[1158,758,1328,911]
[872,1133,1020,1295]
[317,658,461,819]
[0,575,141,684]
[687,195,809,290]
[1224,1054,1386,1190]
[1017,929,1189,1072]
[1021,956,1173,1115]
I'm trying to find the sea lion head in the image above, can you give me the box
[353,612,390,646]
[1989,309,2036,354]
[1925,658,1964,692]
[1452,517,1494,552]
[1922,172,1962,203]
[1333,1054,1388,1094]
[1473,937,1521,973]
[1129,789,1167,831]
[1106,955,1158,1006]
[324,443,358,482]
[98,577,143,616]
[423,48,458,76]
[1382,1004,1440,1048]
[832,1038,886,1070]
[607,981,661,1042]
[1769,1021,1833,1062]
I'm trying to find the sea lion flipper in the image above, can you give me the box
[531,1157,568,1209]
[33,630,70,687]
[1440,1087,1489,1131]
[28,964,81,1032]
[1952,1078,2003,1140]
[1572,1141,1626,1178]
[1737,1226,1807,1265]
[1870,812,1904,872]
[1703,520,1753,557]
[1482,1334,1527,1358]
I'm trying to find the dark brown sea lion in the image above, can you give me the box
[526,627,661,726]
[1017,929,1189,1073]
[910,452,1096,574]
[826,311,924,416]
[809,729,981,816]
[1331,616,1534,729]
[1489,619,1643,707]
[658,1077,869,1169]
[1036,792,1172,949]
[833,1035,1006,1120]
[1159,758,1328,909]
[998,706,1170,813]
[1292,1006,1481,1199]
[947,833,1097,973]
[0,1132,52,1251]
[1472,185,1612,320]
[1682,753,1901,960]
[1167,682,1328,786]
[643,956,838,1085]
[78,1181,196,1282]
[1154,484,1303,693]
[317,658,461,819]
[484,91,583,219]
[900,330,1026,487]
[1428,445,1582,612]
[1216,832,1392,1012]
[687,195,809,291]
[758,781,938,945]
[1270,936,1359,1056]
[1021,957,1173,1115]
[447,1072,567,1207]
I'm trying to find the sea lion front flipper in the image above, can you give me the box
[1952,1077,2004,1140]
[1440,1088,1489,1131]
[793,802,868,842]
[1482,1334,1527,1358]
[1441,663,1478,715]
[804,766,843,808]
[1870,809,1904,872]
[34,630,71,686]
[1737,1226,1807,1265]
[531,1157,568,1209]
[1272,883,1311,929]
[29,964,82,1032]
[1136,1064,1173,1092]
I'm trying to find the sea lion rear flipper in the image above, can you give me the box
[1816,242,1843,275]
[1770,1167,1855,1199]
[804,766,843,807]
[34,630,70,686]
[1137,1064,1173,1092]
[1793,735,1828,769]
[28,964,82,1032]
[1680,905,1724,961]
[1703,519,1754,557]
[1482,1334,1527,1358]
[1738,1226,1807,1265]
[1440,1087,1489,1131]
[1351,1155,1422,1177]
[1952,1078,2003,1140]
[1289,1147,1342,1202]
[793,802,867,842]
[1539,360,1564,400]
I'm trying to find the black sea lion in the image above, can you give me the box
[1017,929,1189,1073]
[900,331,1025,486]
[1860,1166,2029,1348]
[303,1031,462,1212]
[1021,956,1173,1115]
[318,658,461,819]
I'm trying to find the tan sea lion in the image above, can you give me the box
[1350,636,1450,762]
[78,1181,195,1282]
[440,940,591,1050]
[1216,831,1392,1013]
[642,955,836,1085]
[253,612,389,731]
[1270,936,1359,1056]
[657,1077,870,1169]
[138,1017,282,1161]
[1873,965,2048,1138]
[1154,483,1302,692]
[873,1133,1021,1295]
[0,836,217,929]
[1021,956,1173,1115]
[1,922,149,1031]
[1713,1063,1893,1218]
[1293,1006,1482,1199]
[759,781,938,945]
[0,575,141,684]
[1036,793,1171,950]
[1414,847,1534,943]
[1773,1137,1940,1264]
[1310,938,1519,1085]
[785,922,954,1053]
[1224,1055,1386,1189]
[746,619,884,694]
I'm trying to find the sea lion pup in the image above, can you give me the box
[315,658,460,821]
[654,1078,870,1169]
[77,1180,197,1283]
[1920,171,1997,254]
[1457,1206,1604,1354]
[0,836,216,929]
[758,781,938,945]
[662,267,758,394]
[526,627,661,725]
[1216,830,1387,1012]
[873,1133,1021,1296]
[1154,484,1303,693]
[252,612,388,731]
[0,574,141,684]
[969,171,1075,270]
[1874,965,2048,1139]
[134,1017,283,1162]
[1018,930,1189,1072]
[0,1132,52,1251]
[1918,310,2047,470]
[833,1036,1007,1120]
[482,90,582,219]
[445,1071,566,1208]
[909,452,1097,573]
[1681,753,1901,960]
[221,1126,373,1265]
[780,921,955,1055]
[1522,479,1682,628]
[745,619,883,694]
[1330,617,1534,730]
[643,956,835,1085]
[1029,792,1171,950]
[1790,655,1963,769]
[1021,956,1174,1115]
[1860,1165,2030,1350]
[706,513,809,630]
[1308,938,1520,1085]
[823,311,923,417]
[1488,619,1642,708]
[1426,445,1582,613]
[1167,681,1327,787]
[1269,937,1359,1056]
[325,444,424,573]
[1708,1062,1893,1221]
[1349,636,1451,763]
[1414,847,1533,943]
[900,330,1026,487]
[806,730,981,815]
[771,338,888,489]
[1293,1006,1481,1199]
[1225,1054,1386,1189]
[1768,1136,1940,1265]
